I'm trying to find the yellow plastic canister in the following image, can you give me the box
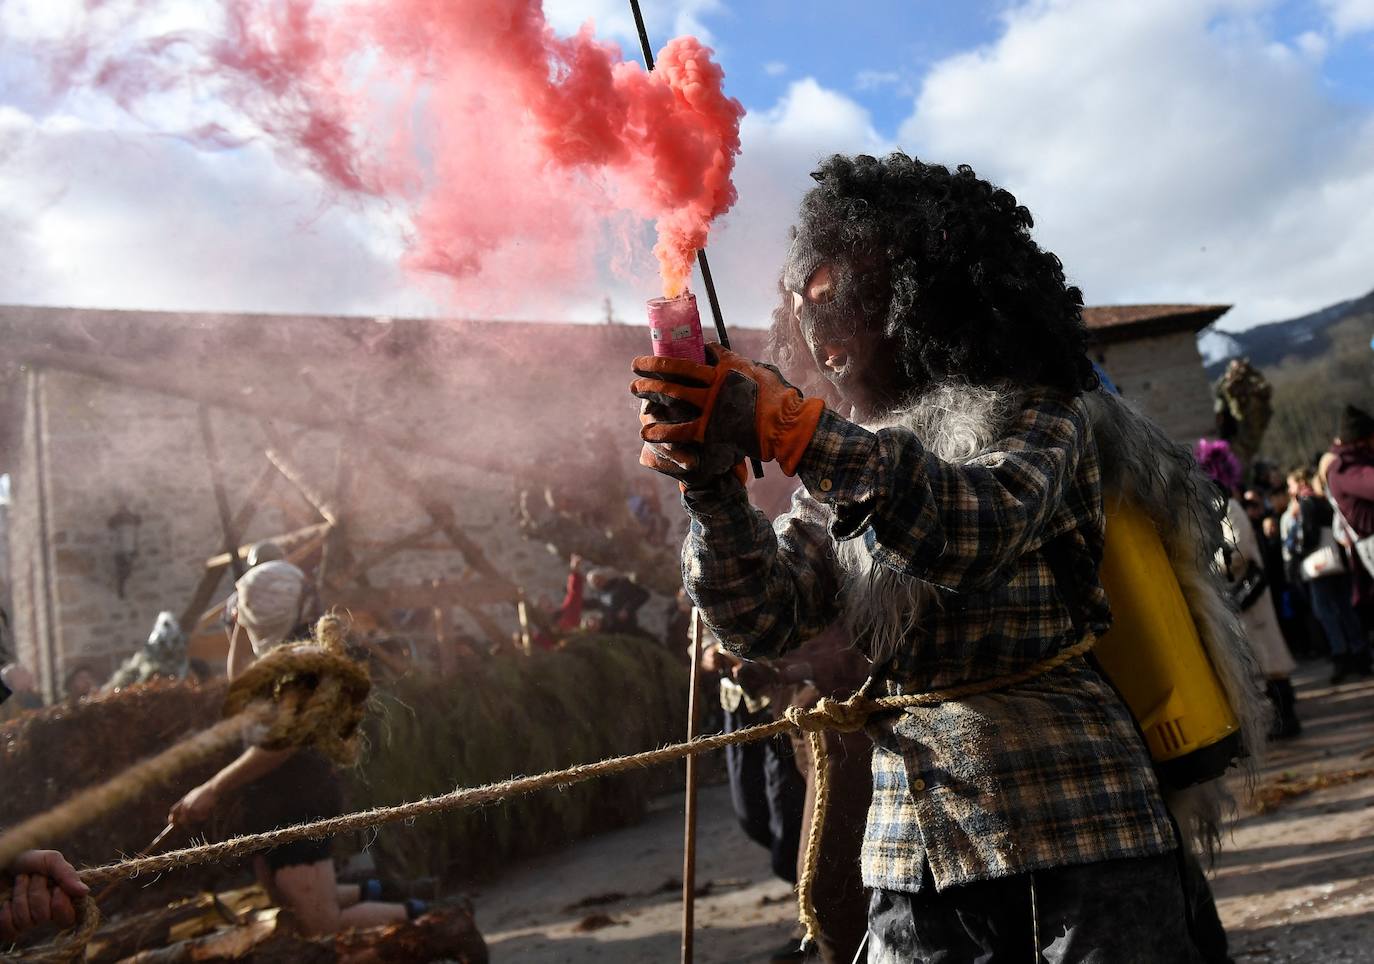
[1094,501,1242,787]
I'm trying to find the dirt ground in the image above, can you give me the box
[472,663,1374,963]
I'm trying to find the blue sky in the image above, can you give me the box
[3,0,1374,332]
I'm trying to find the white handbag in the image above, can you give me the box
[1301,527,1348,581]
[1330,497,1374,578]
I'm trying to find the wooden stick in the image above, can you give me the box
[264,449,340,526]
[626,0,762,479]
[682,608,705,964]
[517,597,533,654]
[197,405,248,581]
[204,522,333,570]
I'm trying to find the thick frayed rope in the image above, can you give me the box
[10,632,1095,957]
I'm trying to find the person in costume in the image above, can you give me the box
[1195,439,1300,737]
[631,153,1264,962]
[169,563,422,935]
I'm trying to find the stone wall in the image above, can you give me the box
[2,307,1218,700]
[6,363,672,700]
[1093,330,1216,444]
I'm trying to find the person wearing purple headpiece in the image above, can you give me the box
[1196,439,1300,736]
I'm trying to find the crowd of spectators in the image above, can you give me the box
[1218,404,1374,687]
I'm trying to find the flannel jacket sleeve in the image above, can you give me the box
[681,477,843,660]
[681,392,1086,660]
[796,396,1085,593]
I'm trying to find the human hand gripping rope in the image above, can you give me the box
[2,609,1095,960]
[0,615,369,963]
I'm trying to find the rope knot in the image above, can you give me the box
[786,694,873,735]
[223,614,371,765]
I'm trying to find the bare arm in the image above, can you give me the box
[215,746,294,794]
[169,746,293,826]
[226,622,253,681]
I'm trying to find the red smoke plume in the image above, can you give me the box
[36,0,746,301]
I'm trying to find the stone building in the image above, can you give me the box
[1083,303,1230,444]
[0,302,1224,701]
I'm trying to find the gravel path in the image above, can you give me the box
[472,662,1374,963]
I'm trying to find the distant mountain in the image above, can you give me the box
[1202,288,1374,378]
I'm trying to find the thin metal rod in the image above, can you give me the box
[694,250,731,350]
[682,608,704,964]
[627,0,729,350]
[630,0,656,69]
[629,0,762,476]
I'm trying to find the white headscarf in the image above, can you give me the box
[236,560,307,656]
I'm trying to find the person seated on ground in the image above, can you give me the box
[104,611,189,691]
[169,562,424,936]
[582,566,650,637]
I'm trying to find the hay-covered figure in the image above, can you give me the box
[632,154,1262,962]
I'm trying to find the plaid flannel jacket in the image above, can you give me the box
[682,391,1176,892]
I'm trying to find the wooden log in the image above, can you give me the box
[264,449,339,526]
[203,522,333,570]
[325,524,440,588]
[197,405,247,582]
[177,430,304,631]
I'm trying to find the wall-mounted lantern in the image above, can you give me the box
[107,504,142,598]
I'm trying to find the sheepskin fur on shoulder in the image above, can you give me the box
[833,383,1267,857]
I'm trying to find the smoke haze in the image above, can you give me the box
[15,0,745,304]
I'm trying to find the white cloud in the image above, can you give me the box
[1320,0,1374,36]
[763,61,788,76]
[854,69,903,91]
[1294,30,1329,59]
[0,107,441,317]
[897,0,1374,329]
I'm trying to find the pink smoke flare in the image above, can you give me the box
[43,0,747,302]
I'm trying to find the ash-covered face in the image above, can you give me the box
[783,230,908,419]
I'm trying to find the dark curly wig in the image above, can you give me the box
[767,152,1097,402]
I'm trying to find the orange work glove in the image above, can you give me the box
[630,345,825,478]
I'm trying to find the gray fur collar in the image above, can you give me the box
[833,383,1268,856]
[836,381,1025,664]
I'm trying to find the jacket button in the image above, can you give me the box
[911,778,926,792]
[819,478,833,492]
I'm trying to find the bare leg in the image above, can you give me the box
[338,898,409,930]
[253,856,281,905]
[272,861,342,936]
[337,883,361,909]
[272,860,407,935]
